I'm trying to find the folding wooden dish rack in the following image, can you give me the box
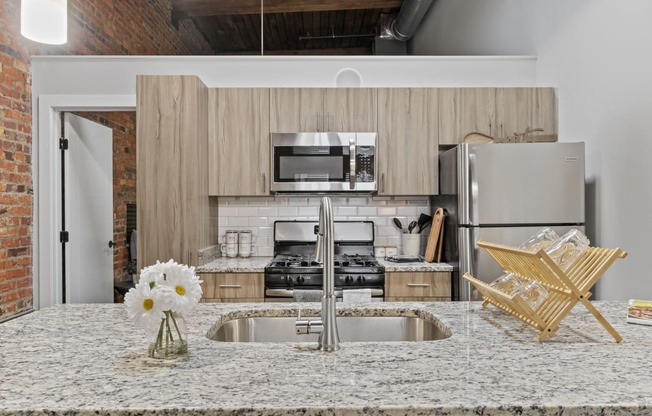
[463,241,627,342]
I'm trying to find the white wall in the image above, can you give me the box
[411,0,652,300]
[410,0,536,55]
[32,56,537,96]
[533,1,652,300]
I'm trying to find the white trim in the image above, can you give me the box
[34,95,135,309]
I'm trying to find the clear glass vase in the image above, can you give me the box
[148,311,188,359]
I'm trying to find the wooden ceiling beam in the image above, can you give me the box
[172,0,403,19]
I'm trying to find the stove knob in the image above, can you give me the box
[357,275,366,284]
[297,276,305,285]
[345,275,354,284]
[285,275,293,285]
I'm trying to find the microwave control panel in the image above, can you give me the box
[356,146,375,182]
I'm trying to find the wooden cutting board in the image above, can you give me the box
[424,208,444,263]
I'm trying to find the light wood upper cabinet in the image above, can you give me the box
[209,88,270,196]
[270,88,323,132]
[496,88,557,138]
[270,88,377,132]
[439,88,496,145]
[377,88,439,195]
[322,88,377,132]
[136,75,210,269]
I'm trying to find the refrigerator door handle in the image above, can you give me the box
[458,145,471,225]
[469,153,478,225]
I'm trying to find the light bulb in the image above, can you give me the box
[21,0,67,45]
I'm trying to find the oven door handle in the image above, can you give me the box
[265,288,384,298]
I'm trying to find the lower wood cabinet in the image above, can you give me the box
[385,271,451,302]
[199,273,264,303]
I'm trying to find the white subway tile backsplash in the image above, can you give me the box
[248,217,269,227]
[258,207,278,217]
[397,206,417,217]
[378,207,397,216]
[298,206,319,216]
[258,226,274,237]
[368,216,387,226]
[214,196,430,256]
[336,206,357,216]
[288,198,308,206]
[228,217,248,226]
[357,207,377,216]
[347,197,367,206]
[220,207,238,217]
[377,226,395,237]
[238,207,258,217]
[277,207,298,216]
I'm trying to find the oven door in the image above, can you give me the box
[271,133,376,192]
[264,287,385,302]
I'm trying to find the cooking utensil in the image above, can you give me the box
[393,218,405,233]
[417,213,432,233]
[408,220,417,234]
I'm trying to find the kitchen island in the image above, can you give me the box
[1,301,650,415]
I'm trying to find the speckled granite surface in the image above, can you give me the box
[378,258,454,272]
[1,301,650,415]
[196,257,453,273]
[197,245,220,266]
[196,256,272,273]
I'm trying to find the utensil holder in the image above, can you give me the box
[401,234,420,256]
[463,240,627,342]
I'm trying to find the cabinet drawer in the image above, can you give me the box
[385,272,451,298]
[200,273,264,300]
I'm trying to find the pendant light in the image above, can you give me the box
[21,0,68,45]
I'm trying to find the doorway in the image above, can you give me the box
[63,111,137,303]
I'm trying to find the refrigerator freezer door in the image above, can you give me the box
[459,225,585,301]
[458,143,585,226]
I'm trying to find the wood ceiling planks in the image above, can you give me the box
[184,3,401,55]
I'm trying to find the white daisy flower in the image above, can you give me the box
[138,260,166,287]
[157,265,203,314]
[124,282,168,332]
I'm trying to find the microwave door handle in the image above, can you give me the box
[349,138,356,190]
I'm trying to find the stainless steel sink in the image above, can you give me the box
[210,316,451,343]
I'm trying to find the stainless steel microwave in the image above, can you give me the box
[271,132,377,192]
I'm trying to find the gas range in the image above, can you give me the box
[264,221,385,300]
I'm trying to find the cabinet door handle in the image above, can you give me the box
[489,121,492,137]
[500,123,504,137]
[262,172,266,194]
[407,283,430,287]
[327,111,330,131]
[219,284,242,289]
[381,173,385,193]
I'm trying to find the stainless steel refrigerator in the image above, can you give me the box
[439,142,585,301]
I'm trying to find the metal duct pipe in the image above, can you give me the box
[391,0,434,41]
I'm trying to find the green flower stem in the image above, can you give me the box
[170,312,184,341]
[155,317,165,354]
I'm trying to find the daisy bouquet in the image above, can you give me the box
[124,259,202,358]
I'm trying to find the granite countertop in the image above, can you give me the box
[196,257,453,273]
[196,256,272,273]
[1,301,651,415]
[378,258,454,272]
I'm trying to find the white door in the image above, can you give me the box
[64,113,114,303]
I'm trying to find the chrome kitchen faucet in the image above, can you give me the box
[295,196,341,352]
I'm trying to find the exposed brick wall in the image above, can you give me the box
[0,0,214,320]
[74,112,136,288]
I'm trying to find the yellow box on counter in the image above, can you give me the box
[626,299,652,326]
